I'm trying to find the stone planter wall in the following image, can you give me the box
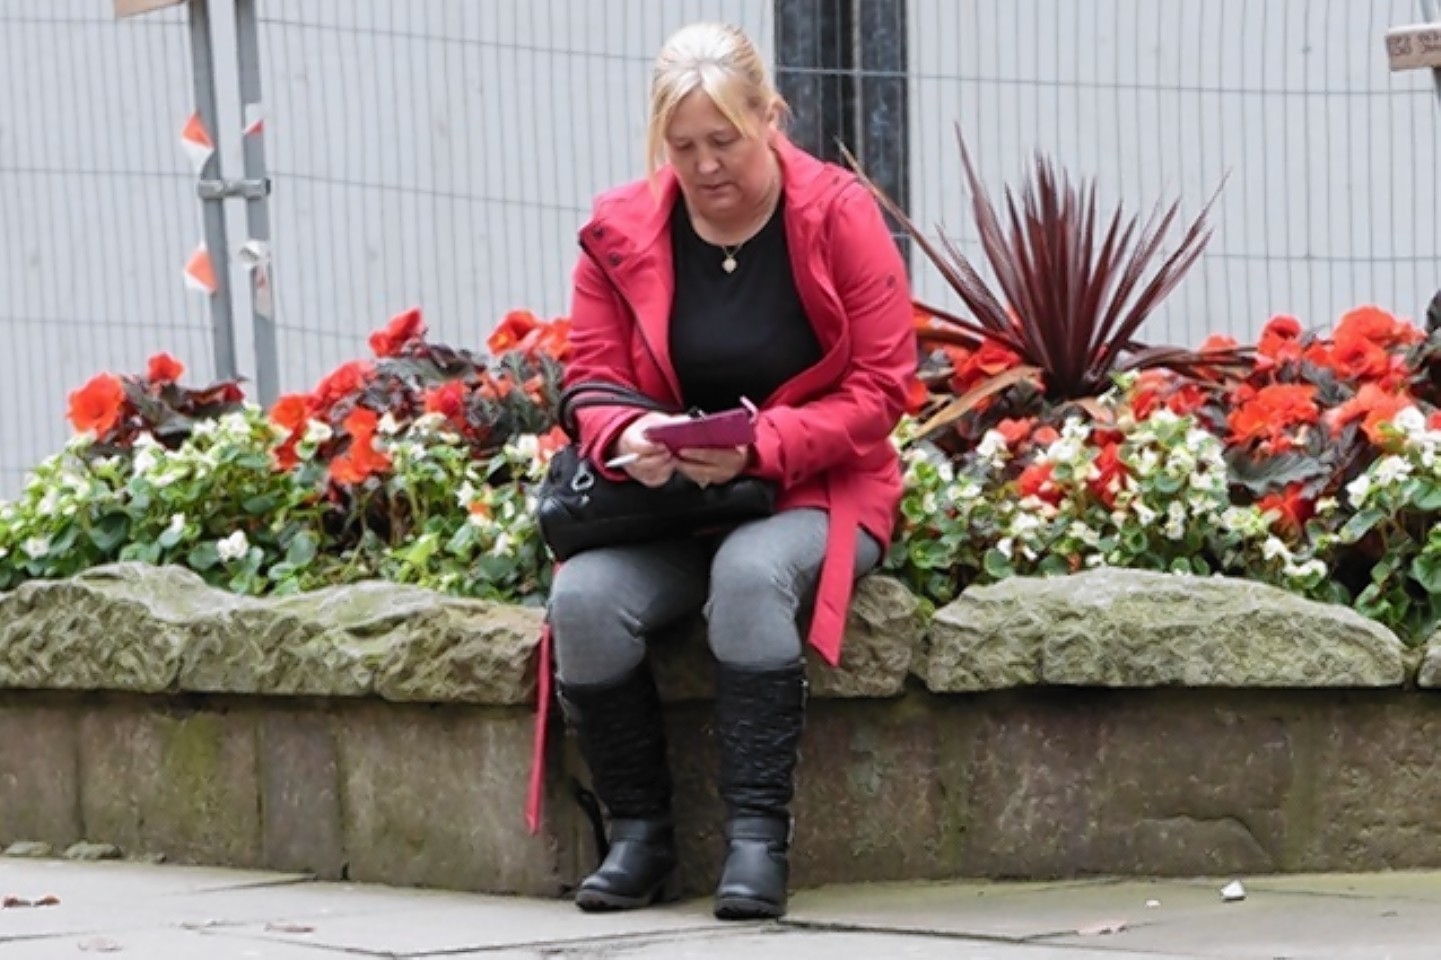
[2,563,1440,897]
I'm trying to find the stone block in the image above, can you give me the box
[924,570,1406,692]
[1297,694,1441,872]
[333,702,576,896]
[77,699,262,867]
[0,699,81,848]
[259,710,344,878]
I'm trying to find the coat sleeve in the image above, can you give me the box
[565,250,647,475]
[747,186,917,487]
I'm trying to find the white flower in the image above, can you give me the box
[1283,558,1328,581]
[455,482,477,510]
[36,489,61,518]
[303,419,334,445]
[1373,456,1412,486]
[494,532,516,557]
[1133,502,1158,527]
[1346,474,1372,507]
[377,412,401,436]
[996,537,1014,559]
[976,430,1008,461]
[1262,536,1288,561]
[1134,449,1160,477]
[1395,405,1426,436]
[217,530,250,562]
[1316,497,1339,514]
[22,536,50,559]
[511,435,540,461]
[167,514,186,536]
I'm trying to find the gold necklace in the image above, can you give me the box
[721,243,744,274]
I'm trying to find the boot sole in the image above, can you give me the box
[714,895,785,921]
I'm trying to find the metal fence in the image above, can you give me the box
[2,0,1439,497]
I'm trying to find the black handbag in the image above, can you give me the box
[536,381,776,561]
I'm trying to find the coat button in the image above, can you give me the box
[592,226,606,238]
[607,253,622,266]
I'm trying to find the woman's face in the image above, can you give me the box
[664,89,776,228]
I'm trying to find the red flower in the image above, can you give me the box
[1325,383,1412,446]
[1227,383,1319,449]
[146,352,185,384]
[904,376,930,415]
[533,318,573,362]
[995,417,1034,449]
[1333,305,1424,351]
[368,307,426,358]
[1257,315,1303,366]
[1017,462,1061,505]
[270,393,311,434]
[424,380,467,425]
[1199,333,1239,353]
[487,310,541,356]
[1257,482,1315,537]
[537,425,570,461]
[67,373,127,436]
[312,360,375,414]
[329,407,392,485]
[1032,425,1060,446]
[1328,336,1391,382]
[269,392,312,470]
[1087,442,1128,508]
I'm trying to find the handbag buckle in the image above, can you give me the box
[571,459,596,493]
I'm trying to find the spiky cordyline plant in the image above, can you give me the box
[847,126,1250,433]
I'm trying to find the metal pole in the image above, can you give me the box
[234,0,278,406]
[1422,0,1441,107]
[186,0,239,383]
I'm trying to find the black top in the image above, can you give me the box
[668,195,822,413]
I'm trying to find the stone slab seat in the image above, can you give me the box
[3,562,1441,897]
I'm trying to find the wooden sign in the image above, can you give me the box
[1386,23,1441,71]
[115,0,186,19]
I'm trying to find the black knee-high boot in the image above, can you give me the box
[712,658,807,920]
[558,661,678,911]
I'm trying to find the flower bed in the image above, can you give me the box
[6,299,1441,645]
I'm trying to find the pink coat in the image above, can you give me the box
[567,135,917,664]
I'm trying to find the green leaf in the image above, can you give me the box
[88,513,130,553]
[982,548,1014,580]
[286,530,318,567]
[1224,449,1330,498]
[1038,554,1071,577]
[158,525,184,549]
[1412,554,1441,594]
[1413,480,1441,512]
[187,541,221,571]
[242,494,278,516]
[1338,508,1387,544]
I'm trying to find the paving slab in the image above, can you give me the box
[208,894,727,956]
[3,929,343,959]
[442,927,1188,960]
[788,877,1227,940]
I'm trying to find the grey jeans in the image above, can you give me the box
[549,508,883,685]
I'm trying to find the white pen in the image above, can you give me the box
[604,452,641,469]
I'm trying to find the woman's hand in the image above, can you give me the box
[612,412,685,488]
[675,445,749,488]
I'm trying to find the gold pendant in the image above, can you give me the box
[722,255,737,274]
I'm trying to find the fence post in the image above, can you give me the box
[1422,0,1441,108]
[186,0,239,382]
[234,0,279,407]
[774,0,908,247]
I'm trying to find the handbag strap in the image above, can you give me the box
[557,380,676,439]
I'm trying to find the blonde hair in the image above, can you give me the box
[646,22,789,180]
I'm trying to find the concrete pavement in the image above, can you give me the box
[0,857,1438,958]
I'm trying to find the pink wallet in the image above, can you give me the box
[645,400,758,451]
